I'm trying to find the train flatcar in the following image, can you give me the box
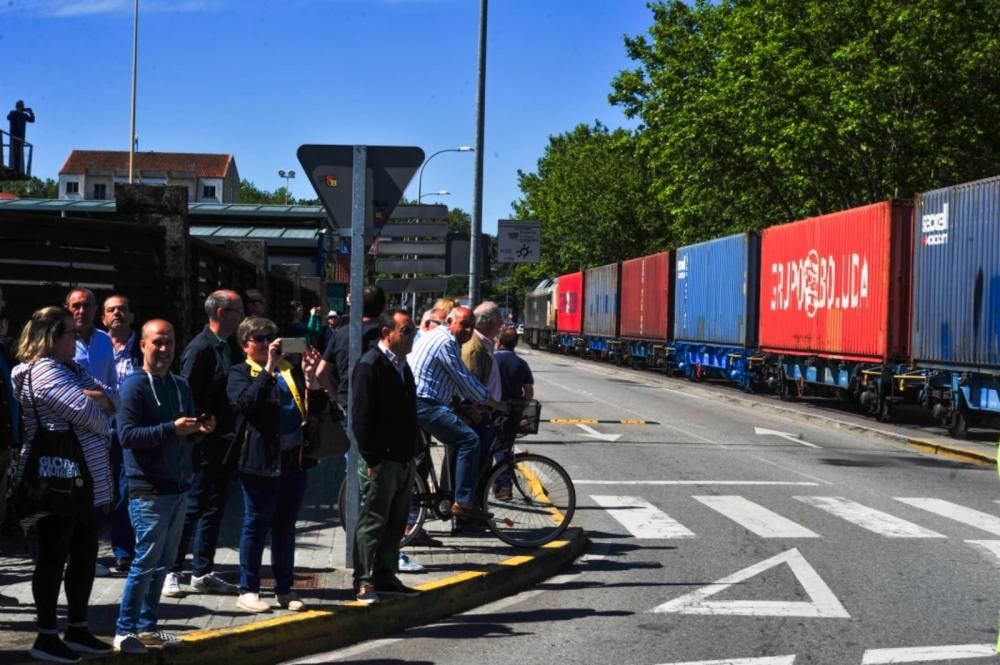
[673,232,761,391]
[909,175,1000,437]
[757,201,914,418]
[619,251,672,367]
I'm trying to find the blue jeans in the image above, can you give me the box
[172,461,232,577]
[239,470,307,595]
[415,398,481,505]
[115,493,186,635]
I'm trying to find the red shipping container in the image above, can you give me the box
[556,271,583,335]
[759,201,913,362]
[620,252,672,341]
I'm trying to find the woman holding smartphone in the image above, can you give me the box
[226,316,325,614]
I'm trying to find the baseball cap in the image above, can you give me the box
[327,310,339,318]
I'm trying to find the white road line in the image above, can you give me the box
[652,657,796,665]
[861,644,996,663]
[577,480,819,486]
[651,548,850,618]
[591,495,695,538]
[897,498,1000,536]
[534,373,722,445]
[794,497,946,538]
[694,496,820,538]
[965,540,1000,563]
[751,455,835,486]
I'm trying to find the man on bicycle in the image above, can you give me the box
[407,306,501,520]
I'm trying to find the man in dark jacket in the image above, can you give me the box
[351,309,420,604]
[113,320,213,653]
[167,289,243,597]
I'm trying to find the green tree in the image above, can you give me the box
[0,176,58,198]
[511,122,671,288]
[239,178,289,204]
[610,0,1000,239]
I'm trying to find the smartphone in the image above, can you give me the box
[196,413,212,424]
[279,337,307,354]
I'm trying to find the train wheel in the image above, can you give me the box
[778,379,795,402]
[877,398,893,423]
[948,409,969,439]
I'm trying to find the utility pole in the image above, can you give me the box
[469,0,488,304]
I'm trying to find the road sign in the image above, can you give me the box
[651,548,850,618]
[498,219,541,263]
[297,144,424,236]
[376,241,447,257]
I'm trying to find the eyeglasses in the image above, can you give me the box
[398,326,417,336]
[247,334,275,344]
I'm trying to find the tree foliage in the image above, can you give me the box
[238,178,318,205]
[0,177,58,198]
[511,122,671,288]
[609,0,1000,240]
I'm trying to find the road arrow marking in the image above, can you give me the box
[861,644,995,663]
[651,548,850,618]
[754,427,820,448]
[576,423,621,442]
[652,657,796,665]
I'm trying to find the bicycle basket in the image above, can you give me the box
[515,399,541,436]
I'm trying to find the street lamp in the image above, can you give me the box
[417,146,473,203]
[278,169,296,204]
[419,190,450,201]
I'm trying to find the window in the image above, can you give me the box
[65,181,79,195]
[202,185,217,199]
[93,183,107,200]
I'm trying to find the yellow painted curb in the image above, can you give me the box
[85,528,588,665]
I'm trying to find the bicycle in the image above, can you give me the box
[339,399,576,548]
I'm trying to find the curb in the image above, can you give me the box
[545,351,997,468]
[82,527,588,665]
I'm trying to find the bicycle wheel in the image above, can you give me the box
[400,471,430,547]
[482,453,575,547]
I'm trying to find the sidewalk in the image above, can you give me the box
[0,457,586,665]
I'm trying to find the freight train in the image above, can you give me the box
[523,175,1000,439]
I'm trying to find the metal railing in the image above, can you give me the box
[1,128,33,179]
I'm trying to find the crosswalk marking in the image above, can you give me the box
[897,498,1000,536]
[794,497,946,538]
[694,496,820,538]
[591,495,695,539]
[965,540,1000,564]
[861,644,995,663]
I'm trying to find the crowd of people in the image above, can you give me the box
[0,283,533,662]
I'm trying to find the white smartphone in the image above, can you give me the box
[279,337,307,354]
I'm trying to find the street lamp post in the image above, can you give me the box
[278,169,296,204]
[418,190,450,201]
[417,147,473,203]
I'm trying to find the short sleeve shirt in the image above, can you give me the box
[494,350,533,402]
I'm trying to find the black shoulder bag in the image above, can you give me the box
[13,363,93,521]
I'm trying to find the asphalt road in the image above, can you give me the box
[287,349,1000,665]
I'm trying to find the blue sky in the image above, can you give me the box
[3,0,651,233]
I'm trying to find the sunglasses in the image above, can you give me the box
[247,334,276,344]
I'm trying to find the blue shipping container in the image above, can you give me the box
[674,232,760,347]
[912,176,1000,371]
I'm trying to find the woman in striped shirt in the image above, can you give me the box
[12,306,115,663]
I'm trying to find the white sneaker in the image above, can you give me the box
[191,572,237,595]
[398,552,424,572]
[93,562,111,578]
[161,572,184,598]
[276,592,305,611]
[237,592,272,613]
[112,633,147,654]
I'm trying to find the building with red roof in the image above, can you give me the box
[58,150,239,203]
